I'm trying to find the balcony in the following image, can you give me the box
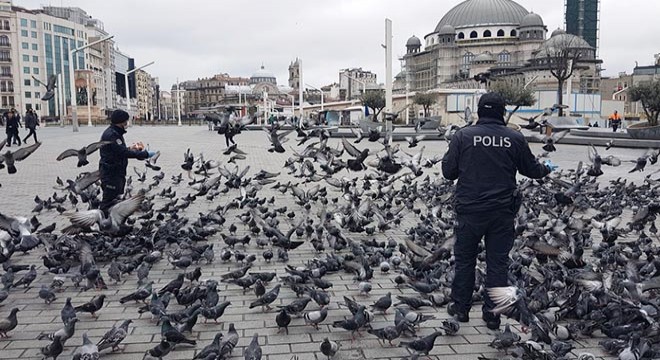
[0,73,12,78]
[0,43,9,47]
[0,58,10,62]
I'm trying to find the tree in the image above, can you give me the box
[490,81,536,123]
[413,92,437,118]
[629,80,660,127]
[542,35,585,116]
[360,90,386,121]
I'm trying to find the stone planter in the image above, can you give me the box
[626,122,660,140]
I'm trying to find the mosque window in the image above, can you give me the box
[457,32,465,39]
[497,29,505,37]
[483,30,491,38]
[470,31,478,39]
[498,51,511,64]
[462,52,474,65]
[510,29,517,37]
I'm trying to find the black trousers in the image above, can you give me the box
[451,211,515,314]
[23,128,37,143]
[100,178,125,216]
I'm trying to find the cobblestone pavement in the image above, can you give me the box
[0,123,651,360]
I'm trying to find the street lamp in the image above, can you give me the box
[175,78,182,126]
[305,83,323,111]
[124,61,155,126]
[286,94,295,120]
[341,72,366,100]
[69,35,114,132]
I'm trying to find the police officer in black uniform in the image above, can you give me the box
[441,92,557,330]
[99,109,156,215]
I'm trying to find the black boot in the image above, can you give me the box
[447,303,469,323]
[482,311,501,330]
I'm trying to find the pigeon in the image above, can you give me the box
[56,141,112,167]
[249,284,281,311]
[441,318,460,336]
[61,297,77,325]
[38,284,57,304]
[370,292,392,313]
[276,308,292,334]
[32,74,57,100]
[147,339,174,359]
[320,337,340,359]
[535,131,568,152]
[0,141,41,174]
[244,333,262,360]
[12,264,36,288]
[0,307,18,337]
[72,332,99,360]
[40,335,64,360]
[97,319,132,352]
[303,307,328,329]
[66,194,144,234]
[399,331,443,357]
[194,332,223,360]
[37,318,78,343]
[367,323,406,346]
[489,324,521,353]
[74,294,106,318]
[161,318,196,345]
[201,301,231,323]
[119,281,153,304]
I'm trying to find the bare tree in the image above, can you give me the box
[490,80,536,123]
[413,92,437,118]
[541,35,586,116]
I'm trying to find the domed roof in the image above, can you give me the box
[520,12,544,27]
[438,24,456,35]
[251,65,275,79]
[473,52,495,62]
[434,0,529,32]
[543,32,592,50]
[406,35,421,47]
[550,28,566,37]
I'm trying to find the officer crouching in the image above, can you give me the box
[441,92,557,330]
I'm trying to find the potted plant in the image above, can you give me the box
[627,80,660,139]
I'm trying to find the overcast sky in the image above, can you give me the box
[14,0,660,91]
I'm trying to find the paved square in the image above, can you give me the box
[0,123,652,359]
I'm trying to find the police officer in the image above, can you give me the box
[441,92,557,330]
[99,109,156,215]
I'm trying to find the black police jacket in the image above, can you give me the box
[99,125,148,182]
[441,116,550,214]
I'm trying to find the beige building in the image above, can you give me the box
[135,68,155,120]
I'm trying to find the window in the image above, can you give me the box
[24,79,30,86]
[457,32,465,39]
[33,67,39,74]
[20,18,27,27]
[35,103,40,110]
[0,82,5,92]
[3,20,9,30]
[483,30,492,37]
[25,91,31,98]
[9,96,14,106]
[23,66,29,74]
[498,51,511,64]
[22,54,29,62]
[510,29,517,37]
[35,92,40,98]
[0,35,8,46]
[31,31,37,38]
[20,29,28,37]
[30,20,36,28]
[470,31,478,39]
[462,52,475,65]
[32,56,38,62]
[25,103,31,111]
[497,29,505,37]
[1,96,6,107]
[1,66,10,75]
[0,50,8,61]
[31,43,37,51]
[21,42,28,49]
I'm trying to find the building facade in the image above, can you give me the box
[338,68,377,100]
[399,0,601,102]
[565,0,599,51]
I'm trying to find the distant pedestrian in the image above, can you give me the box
[5,109,20,147]
[609,110,621,132]
[23,109,39,144]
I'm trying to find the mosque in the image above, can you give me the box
[397,0,602,94]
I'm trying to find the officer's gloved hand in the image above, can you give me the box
[544,159,559,172]
[147,151,157,158]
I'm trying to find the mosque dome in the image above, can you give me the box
[520,12,544,28]
[437,24,456,35]
[406,35,421,47]
[434,0,529,31]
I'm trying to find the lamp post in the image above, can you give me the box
[176,78,182,126]
[384,18,393,132]
[69,35,113,132]
[341,72,366,100]
[286,94,295,119]
[305,84,323,111]
[124,61,155,126]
